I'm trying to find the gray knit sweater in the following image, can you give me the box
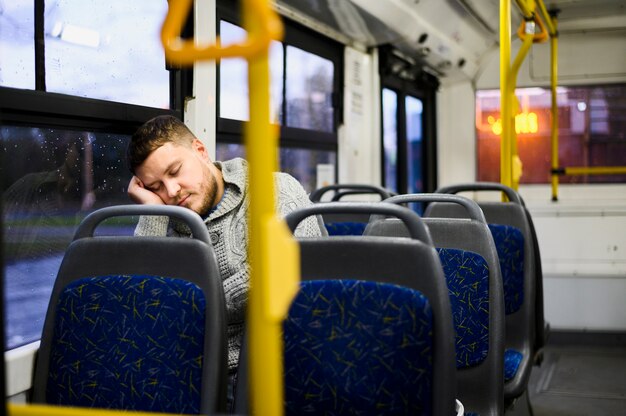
[133,158,322,372]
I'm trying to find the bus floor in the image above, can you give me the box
[525,338,626,416]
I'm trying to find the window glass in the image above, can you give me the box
[382,88,398,193]
[285,46,334,132]
[2,126,132,349]
[219,20,284,123]
[216,142,246,161]
[279,147,337,194]
[217,143,336,194]
[44,0,169,108]
[0,0,35,89]
[476,85,626,184]
[406,95,423,193]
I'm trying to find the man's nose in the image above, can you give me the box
[163,180,180,199]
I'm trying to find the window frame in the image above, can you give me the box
[216,1,343,154]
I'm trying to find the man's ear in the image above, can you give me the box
[192,139,210,161]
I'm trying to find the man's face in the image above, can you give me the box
[135,140,222,216]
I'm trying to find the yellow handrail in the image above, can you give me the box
[503,0,554,192]
[161,0,283,64]
[9,404,179,416]
[241,1,299,415]
[500,0,512,189]
[514,0,534,18]
[549,15,559,201]
[565,166,626,176]
[536,0,557,36]
[509,20,535,190]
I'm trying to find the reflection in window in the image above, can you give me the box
[286,46,334,133]
[44,0,169,108]
[1,126,132,349]
[0,0,35,89]
[216,143,336,194]
[406,96,423,194]
[382,88,398,193]
[476,85,626,184]
[219,20,284,122]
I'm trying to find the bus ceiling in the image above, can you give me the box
[275,0,626,84]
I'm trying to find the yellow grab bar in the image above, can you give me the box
[161,0,283,65]
[564,166,626,176]
[514,0,535,18]
[549,16,559,201]
[509,26,534,190]
[9,403,179,416]
[537,0,558,36]
[500,0,512,188]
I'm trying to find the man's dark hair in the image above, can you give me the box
[127,115,195,173]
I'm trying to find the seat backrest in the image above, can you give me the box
[278,202,457,416]
[426,182,538,399]
[366,194,505,416]
[310,184,392,235]
[32,205,228,414]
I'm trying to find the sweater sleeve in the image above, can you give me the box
[274,173,323,237]
[133,214,170,237]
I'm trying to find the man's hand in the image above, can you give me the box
[128,176,165,205]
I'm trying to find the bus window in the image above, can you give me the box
[45,0,169,107]
[216,9,341,190]
[406,95,424,194]
[1,126,132,349]
[219,20,284,123]
[476,84,626,184]
[285,46,334,133]
[382,88,398,193]
[0,0,35,89]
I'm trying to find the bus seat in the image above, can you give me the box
[427,183,542,403]
[31,205,228,414]
[310,184,392,235]
[366,194,505,416]
[236,202,458,416]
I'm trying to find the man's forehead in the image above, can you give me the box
[136,143,185,180]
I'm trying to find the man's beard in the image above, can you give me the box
[195,166,219,216]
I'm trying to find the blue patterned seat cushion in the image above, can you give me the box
[325,222,368,236]
[504,349,524,381]
[283,279,433,415]
[488,224,525,314]
[46,275,206,414]
[437,248,490,369]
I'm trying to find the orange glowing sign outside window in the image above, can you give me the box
[487,112,539,135]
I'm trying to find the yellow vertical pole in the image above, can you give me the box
[550,17,559,201]
[243,1,298,415]
[510,17,535,190]
[500,0,512,188]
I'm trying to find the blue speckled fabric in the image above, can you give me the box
[488,224,525,314]
[437,248,490,369]
[324,222,367,236]
[46,275,206,414]
[504,349,524,381]
[283,279,433,416]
